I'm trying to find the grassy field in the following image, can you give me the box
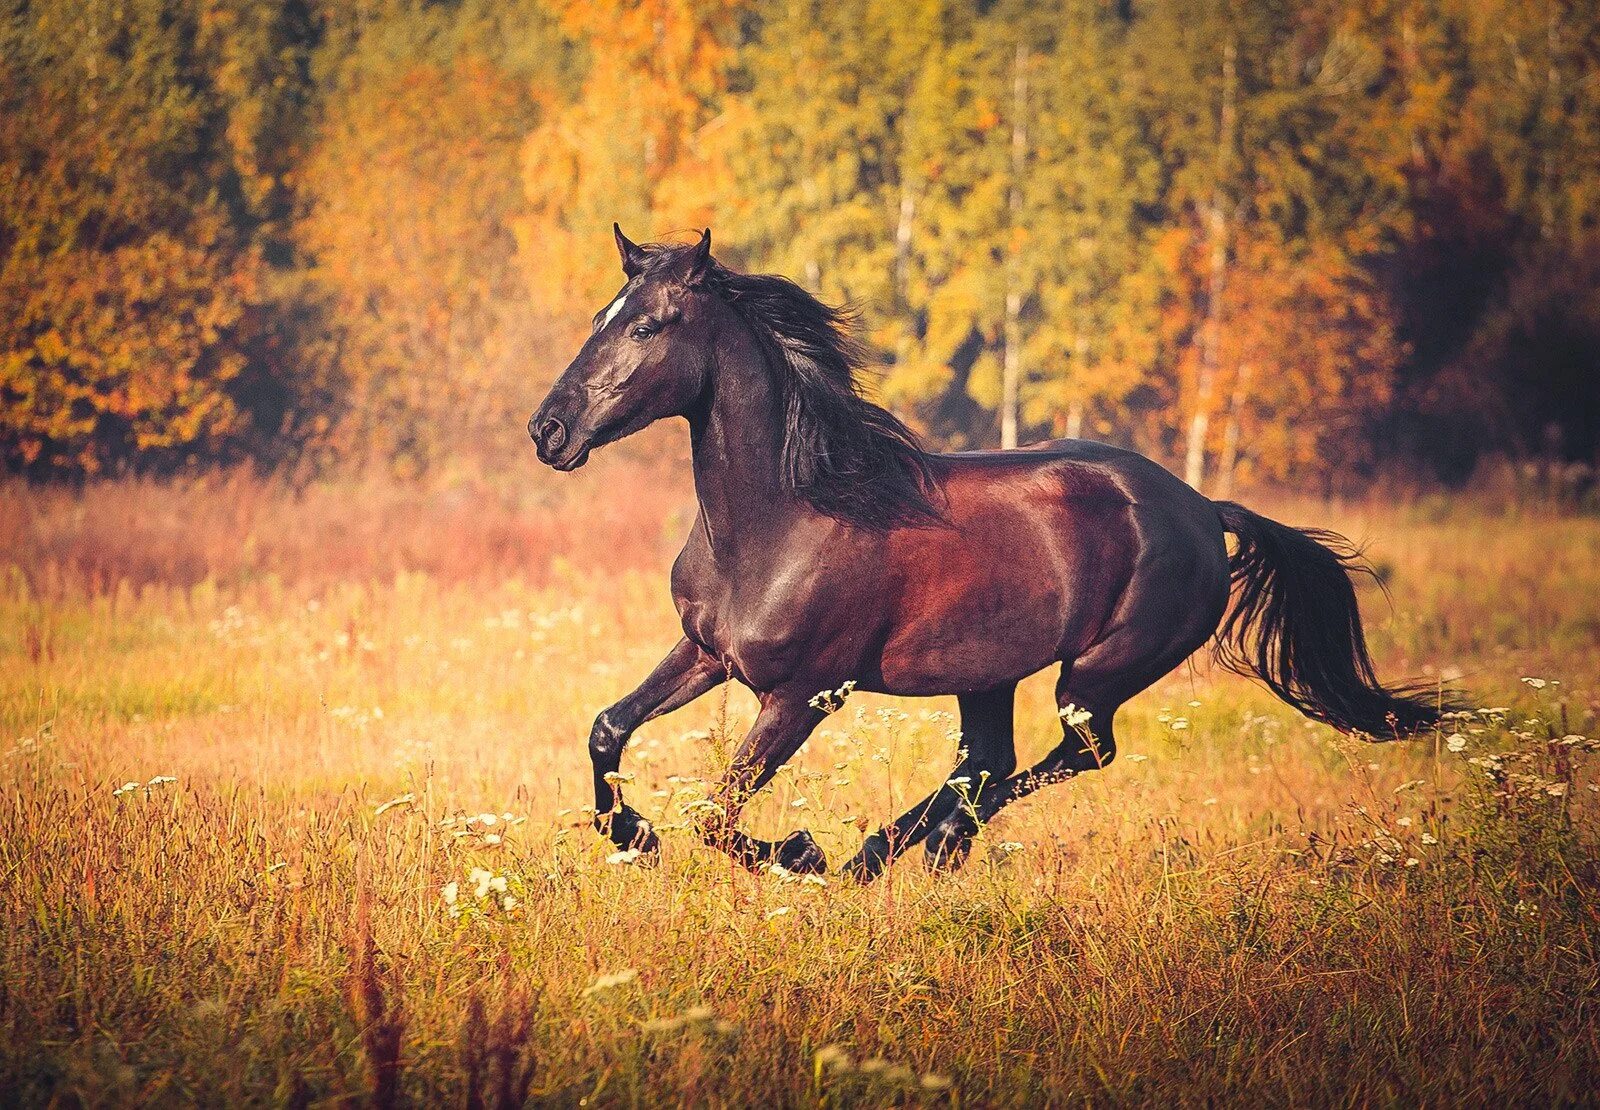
[3,464,1599,1106]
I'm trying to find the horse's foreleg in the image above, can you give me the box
[696,690,826,873]
[590,637,724,854]
[844,685,1018,882]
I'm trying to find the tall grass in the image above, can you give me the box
[2,472,1597,1105]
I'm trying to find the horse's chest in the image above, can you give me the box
[676,587,798,685]
[672,566,841,691]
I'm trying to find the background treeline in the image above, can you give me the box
[2,0,1597,493]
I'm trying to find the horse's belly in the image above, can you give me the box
[876,600,1066,695]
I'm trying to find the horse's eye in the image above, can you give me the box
[630,323,656,341]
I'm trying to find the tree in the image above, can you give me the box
[1132,0,1410,490]
[296,0,562,472]
[517,0,742,323]
[0,0,302,472]
[1020,0,1157,444]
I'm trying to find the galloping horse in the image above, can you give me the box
[529,227,1444,881]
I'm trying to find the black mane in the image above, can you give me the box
[649,245,941,530]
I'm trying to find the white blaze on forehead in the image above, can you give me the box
[600,290,631,329]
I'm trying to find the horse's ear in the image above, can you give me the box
[684,228,713,286]
[614,223,646,278]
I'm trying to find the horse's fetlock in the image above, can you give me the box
[597,804,658,853]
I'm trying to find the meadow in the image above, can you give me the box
[3,455,1598,1106]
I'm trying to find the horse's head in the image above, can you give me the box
[529,226,718,471]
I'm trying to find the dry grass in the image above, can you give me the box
[2,469,1598,1106]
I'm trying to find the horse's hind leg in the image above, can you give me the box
[927,617,1211,868]
[844,684,1018,882]
[924,669,1121,870]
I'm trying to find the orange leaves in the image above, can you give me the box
[293,46,538,471]
[0,222,258,470]
[517,0,744,316]
[1159,223,1404,483]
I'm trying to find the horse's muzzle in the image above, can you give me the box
[529,409,591,471]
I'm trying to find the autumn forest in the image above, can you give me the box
[3,0,1598,493]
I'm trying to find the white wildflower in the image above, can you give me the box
[814,1045,851,1071]
[1059,704,1092,729]
[582,969,638,997]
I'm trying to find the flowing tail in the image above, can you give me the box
[1212,500,1447,738]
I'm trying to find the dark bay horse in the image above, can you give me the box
[529,227,1444,881]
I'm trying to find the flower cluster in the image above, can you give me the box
[440,810,526,848]
[809,679,858,714]
[641,1005,737,1036]
[112,775,177,798]
[441,867,518,918]
[814,1044,952,1092]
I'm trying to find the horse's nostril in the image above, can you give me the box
[537,416,567,453]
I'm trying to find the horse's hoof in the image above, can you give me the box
[842,833,893,883]
[776,829,828,874]
[596,805,660,856]
[925,815,975,873]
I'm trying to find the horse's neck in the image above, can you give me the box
[688,323,802,566]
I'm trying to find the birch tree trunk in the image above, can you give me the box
[895,182,916,302]
[1000,41,1027,450]
[1216,361,1252,499]
[1182,35,1237,492]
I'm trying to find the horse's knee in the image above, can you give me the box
[588,707,628,764]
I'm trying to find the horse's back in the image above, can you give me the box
[935,438,1210,509]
